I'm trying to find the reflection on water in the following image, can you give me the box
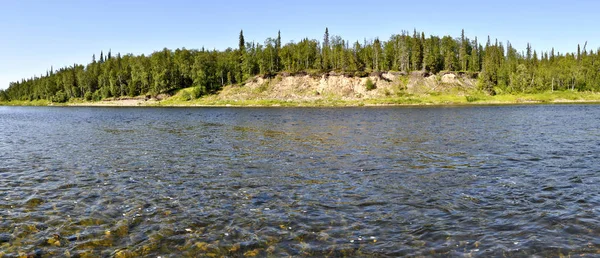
[1,105,600,257]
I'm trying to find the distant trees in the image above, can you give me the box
[2,28,600,102]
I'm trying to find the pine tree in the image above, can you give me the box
[469,37,480,72]
[459,29,468,71]
[276,30,281,71]
[238,30,245,82]
[411,29,423,71]
[322,27,330,70]
[239,30,245,52]
[373,38,382,71]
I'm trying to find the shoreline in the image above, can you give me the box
[3,96,600,108]
[4,73,600,108]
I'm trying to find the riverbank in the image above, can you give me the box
[4,92,597,107]
[3,73,600,107]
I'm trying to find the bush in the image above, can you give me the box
[465,95,480,102]
[0,90,8,101]
[365,78,376,91]
[101,87,112,99]
[354,71,369,77]
[128,83,138,97]
[191,86,203,99]
[84,91,93,101]
[92,90,102,101]
[52,91,69,103]
[181,90,193,101]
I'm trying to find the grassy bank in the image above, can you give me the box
[3,84,600,108]
[2,91,600,107]
[0,99,54,106]
[158,90,600,107]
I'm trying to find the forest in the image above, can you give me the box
[1,28,599,102]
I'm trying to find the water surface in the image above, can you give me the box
[1,105,600,257]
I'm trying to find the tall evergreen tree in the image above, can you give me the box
[459,29,468,71]
[411,29,423,71]
[276,30,282,71]
[322,27,330,70]
[238,30,245,82]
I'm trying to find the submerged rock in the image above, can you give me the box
[0,233,12,243]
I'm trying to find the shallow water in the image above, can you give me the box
[1,105,600,257]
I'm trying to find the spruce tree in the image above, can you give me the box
[276,30,281,71]
[459,29,468,71]
[238,30,245,82]
[469,38,479,72]
[322,28,330,70]
[411,29,423,71]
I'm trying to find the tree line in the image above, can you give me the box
[1,29,599,102]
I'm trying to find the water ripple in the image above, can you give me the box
[1,105,600,256]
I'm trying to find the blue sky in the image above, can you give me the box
[1,0,599,90]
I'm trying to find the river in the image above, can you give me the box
[1,105,600,257]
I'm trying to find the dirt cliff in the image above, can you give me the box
[213,71,478,102]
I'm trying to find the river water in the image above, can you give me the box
[1,105,600,257]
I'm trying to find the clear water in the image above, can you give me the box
[1,105,600,257]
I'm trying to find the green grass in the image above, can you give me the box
[0,99,53,106]
[3,90,600,107]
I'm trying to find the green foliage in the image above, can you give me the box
[257,82,269,93]
[52,90,69,103]
[101,86,111,99]
[84,91,93,101]
[384,88,391,96]
[4,28,600,103]
[365,78,376,91]
[191,86,203,99]
[0,90,8,101]
[181,90,193,101]
[92,90,102,101]
[399,75,409,89]
[465,95,481,102]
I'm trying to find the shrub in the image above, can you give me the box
[84,91,93,101]
[0,90,9,101]
[181,90,193,101]
[354,71,369,77]
[101,87,112,99]
[192,86,203,99]
[52,91,69,103]
[92,90,102,101]
[258,81,269,93]
[365,78,376,91]
[465,95,480,102]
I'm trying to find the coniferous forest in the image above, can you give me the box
[1,29,599,102]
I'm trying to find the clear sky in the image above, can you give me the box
[1,0,599,90]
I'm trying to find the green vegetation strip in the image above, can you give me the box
[4,90,597,107]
